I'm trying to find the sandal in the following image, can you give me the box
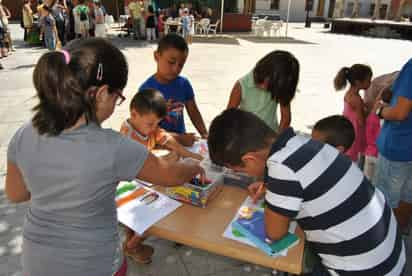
[123,243,154,264]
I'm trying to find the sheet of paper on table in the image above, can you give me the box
[116,180,182,235]
[223,196,297,257]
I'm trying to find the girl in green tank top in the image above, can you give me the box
[227,50,300,132]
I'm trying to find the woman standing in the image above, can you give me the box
[5,38,203,276]
[22,0,34,41]
[374,58,412,233]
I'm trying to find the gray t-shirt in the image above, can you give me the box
[7,122,148,276]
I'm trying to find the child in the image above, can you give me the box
[227,50,299,132]
[119,88,202,264]
[311,115,355,153]
[120,88,203,160]
[40,5,58,50]
[0,18,6,66]
[362,72,398,180]
[208,109,405,275]
[139,34,208,145]
[145,5,156,41]
[181,8,191,44]
[334,64,372,163]
[157,11,165,38]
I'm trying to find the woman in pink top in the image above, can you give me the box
[334,64,372,162]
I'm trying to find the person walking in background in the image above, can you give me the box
[52,0,67,46]
[145,5,156,41]
[0,1,15,52]
[128,0,143,40]
[22,0,34,42]
[73,0,90,38]
[94,0,106,38]
[40,5,58,50]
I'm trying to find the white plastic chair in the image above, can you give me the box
[197,18,210,35]
[254,19,265,36]
[207,20,220,35]
[271,20,283,37]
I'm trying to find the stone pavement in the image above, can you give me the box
[0,23,411,276]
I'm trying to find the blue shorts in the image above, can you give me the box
[374,154,412,208]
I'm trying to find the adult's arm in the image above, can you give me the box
[379,96,412,121]
[5,162,31,203]
[265,208,291,240]
[226,81,241,109]
[137,152,203,186]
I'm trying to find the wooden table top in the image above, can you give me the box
[147,185,304,274]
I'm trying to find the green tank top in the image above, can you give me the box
[239,71,279,131]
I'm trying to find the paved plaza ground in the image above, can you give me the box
[0,23,411,275]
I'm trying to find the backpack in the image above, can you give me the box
[79,6,88,21]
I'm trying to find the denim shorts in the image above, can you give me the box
[374,154,412,208]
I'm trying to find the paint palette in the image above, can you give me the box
[166,160,223,208]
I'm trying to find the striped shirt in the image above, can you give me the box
[264,128,405,275]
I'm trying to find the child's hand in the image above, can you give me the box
[179,133,198,146]
[162,151,180,163]
[248,181,266,204]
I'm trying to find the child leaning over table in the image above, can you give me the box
[139,34,208,146]
[119,88,202,264]
[207,109,405,276]
[311,115,355,154]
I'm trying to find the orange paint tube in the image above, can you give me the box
[116,188,147,208]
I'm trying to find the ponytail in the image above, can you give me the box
[32,51,91,135]
[32,38,128,136]
[334,64,372,91]
[334,67,349,91]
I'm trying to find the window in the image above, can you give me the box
[270,0,280,10]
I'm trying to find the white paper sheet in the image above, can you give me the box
[116,181,182,235]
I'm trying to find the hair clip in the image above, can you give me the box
[96,63,104,81]
[60,50,70,64]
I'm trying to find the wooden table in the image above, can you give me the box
[147,185,305,274]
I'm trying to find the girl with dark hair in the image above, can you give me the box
[334,63,372,162]
[226,50,299,132]
[5,38,203,276]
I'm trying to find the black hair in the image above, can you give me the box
[148,5,154,13]
[381,87,393,103]
[43,5,51,12]
[334,64,372,90]
[130,89,167,118]
[32,38,128,136]
[208,109,276,167]
[313,115,355,151]
[157,33,188,54]
[253,50,299,106]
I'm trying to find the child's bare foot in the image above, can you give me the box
[123,242,154,264]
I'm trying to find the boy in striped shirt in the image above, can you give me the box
[208,109,405,275]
